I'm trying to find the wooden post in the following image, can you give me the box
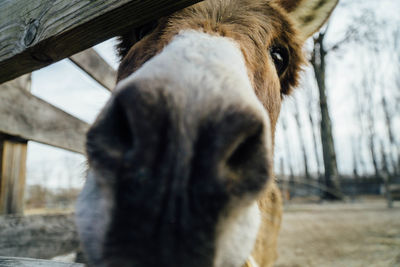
[0,137,28,214]
[0,75,31,215]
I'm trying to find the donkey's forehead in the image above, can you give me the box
[117,0,304,88]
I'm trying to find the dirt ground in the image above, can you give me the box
[47,198,400,266]
[275,198,400,267]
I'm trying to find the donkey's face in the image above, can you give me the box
[76,1,337,266]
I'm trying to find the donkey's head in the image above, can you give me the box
[76,1,337,266]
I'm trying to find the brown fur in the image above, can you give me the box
[278,0,306,13]
[112,1,335,266]
[117,0,306,133]
[252,182,282,266]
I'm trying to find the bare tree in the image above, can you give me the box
[310,30,342,200]
[392,29,400,172]
[381,94,399,175]
[351,137,360,179]
[309,6,394,199]
[379,140,393,208]
[394,28,400,100]
[279,157,290,200]
[305,79,323,180]
[352,83,368,177]
[280,116,295,194]
[293,101,311,182]
[361,66,380,178]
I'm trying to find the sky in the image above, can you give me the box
[274,0,400,177]
[25,0,400,190]
[27,40,116,189]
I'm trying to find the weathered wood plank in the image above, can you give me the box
[0,78,89,154]
[0,214,79,260]
[0,0,202,84]
[70,48,116,92]
[0,75,31,215]
[0,139,28,215]
[0,257,83,267]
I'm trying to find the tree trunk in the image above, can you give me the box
[353,83,368,177]
[311,32,342,200]
[381,95,399,175]
[281,117,295,197]
[279,157,290,201]
[350,138,360,200]
[293,103,311,195]
[363,78,380,178]
[294,102,311,181]
[351,138,360,179]
[380,141,393,208]
[305,89,324,197]
[307,99,323,179]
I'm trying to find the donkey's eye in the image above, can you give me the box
[135,21,158,40]
[270,46,289,76]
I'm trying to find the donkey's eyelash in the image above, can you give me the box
[269,45,290,77]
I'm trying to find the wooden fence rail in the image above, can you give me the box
[0,0,202,84]
[0,46,118,154]
[70,48,116,92]
[0,257,83,267]
[0,81,88,154]
[0,214,79,259]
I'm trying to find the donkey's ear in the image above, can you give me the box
[277,0,339,40]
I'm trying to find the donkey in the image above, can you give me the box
[76,0,338,266]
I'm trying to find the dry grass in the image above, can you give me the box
[276,198,400,267]
[24,207,74,215]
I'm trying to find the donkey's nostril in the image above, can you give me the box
[226,123,264,170]
[86,81,174,174]
[86,86,139,169]
[213,113,270,195]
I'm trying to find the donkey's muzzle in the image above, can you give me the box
[87,79,271,196]
[80,78,272,266]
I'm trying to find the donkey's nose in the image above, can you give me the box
[86,80,272,194]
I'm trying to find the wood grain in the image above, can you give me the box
[0,214,79,260]
[0,141,27,215]
[0,75,31,215]
[0,257,83,267]
[70,48,116,92]
[0,0,202,84]
[0,79,89,154]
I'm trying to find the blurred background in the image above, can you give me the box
[2,0,399,266]
[23,0,400,207]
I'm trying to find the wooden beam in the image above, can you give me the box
[0,79,89,154]
[0,0,203,84]
[0,257,83,267]
[0,139,28,215]
[70,48,116,92]
[0,214,79,260]
[0,75,31,215]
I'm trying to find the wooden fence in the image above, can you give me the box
[0,0,202,264]
[0,257,83,267]
[0,214,78,259]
